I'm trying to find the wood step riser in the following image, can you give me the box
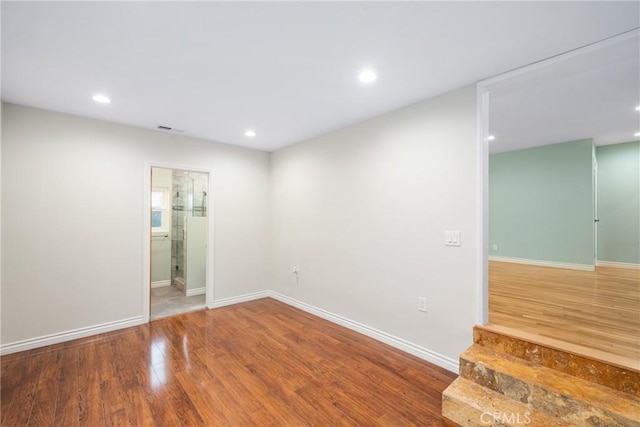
[474,327,639,396]
[459,357,639,427]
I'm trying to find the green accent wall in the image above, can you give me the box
[596,141,640,264]
[489,139,594,266]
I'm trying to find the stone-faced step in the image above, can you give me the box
[442,377,572,427]
[460,345,640,427]
[474,325,639,396]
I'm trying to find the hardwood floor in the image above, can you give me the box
[489,261,640,365]
[1,298,456,426]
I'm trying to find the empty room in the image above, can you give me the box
[1,2,639,426]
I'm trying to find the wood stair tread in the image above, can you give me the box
[460,344,640,423]
[443,377,572,427]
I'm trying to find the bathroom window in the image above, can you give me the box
[151,187,170,233]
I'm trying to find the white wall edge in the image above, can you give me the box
[151,280,171,288]
[489,256,595,271]
[268,291,459,374]
[477,29,640,87]
[211,291,271,308]
[186,286,206,296]
[0,316,146,356]
[475,84,489,326]
[142,161,152,323]
[596,260,640,269]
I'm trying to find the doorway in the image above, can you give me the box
[476,30,639,360]
[145,165,213,321]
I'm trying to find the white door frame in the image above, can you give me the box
[474,28,639,326]
[142,161,215,322]
[475,86,490,326]
[593,153,598,263]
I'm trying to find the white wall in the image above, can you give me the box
[1,103,270,346]
[151,167,172,283]
[0,101,3,347]
[2,84,479,366]
[270,85,477,363]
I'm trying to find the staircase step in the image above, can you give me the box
[460,345,640,426]
[475,325,640,396]
[443,377,571,427]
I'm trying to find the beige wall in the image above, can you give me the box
[1,103,270,345]
[270,85,478,363]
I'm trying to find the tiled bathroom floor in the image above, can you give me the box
[150,285,206,320]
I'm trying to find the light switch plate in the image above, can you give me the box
[445,231,461,246]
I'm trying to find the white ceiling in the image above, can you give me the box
[487,31,640,154]
[2,2,639,152]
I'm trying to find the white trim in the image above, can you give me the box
[143,164,152,322]
[596,260,640,270]
[143,161,215,322]
[489,256,594,271]
[478,29,640,88]
[212,291,271,308]
[0,316,145,356]
[0,291,459,374]
[151,280,171,288]
[593,149,598,262]
[268,291,459,373]
[1,290,262,355]
[186,286,206,296]
[151,186,171,234]
[476,85,489,326]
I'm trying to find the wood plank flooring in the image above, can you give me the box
[1,298,456,426]
[489,261,640,363]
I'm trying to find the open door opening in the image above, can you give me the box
[148,166,212,320]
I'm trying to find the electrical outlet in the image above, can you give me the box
[492,243,498,251]
[418,297,428,313]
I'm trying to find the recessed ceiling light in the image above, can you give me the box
[636,105,640,111]
[358,69,377,84]
[635,132,640,137]
[244,130,256,138]
[487,135,496,141]
[92,94,110,104]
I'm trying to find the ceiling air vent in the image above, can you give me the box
[156,125,185,134]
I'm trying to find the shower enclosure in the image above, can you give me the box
[171,170,208,294]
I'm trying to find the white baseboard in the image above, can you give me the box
[489,256,594,271]
[1,291,268,356]
[174,277,185,292]
[596,260,640,269]
[268,291,459,374]
[1,289,459,375]
[186,286,206,296]
[151,280,171,288]
[0,316,146,356]
[211,291,271,309]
